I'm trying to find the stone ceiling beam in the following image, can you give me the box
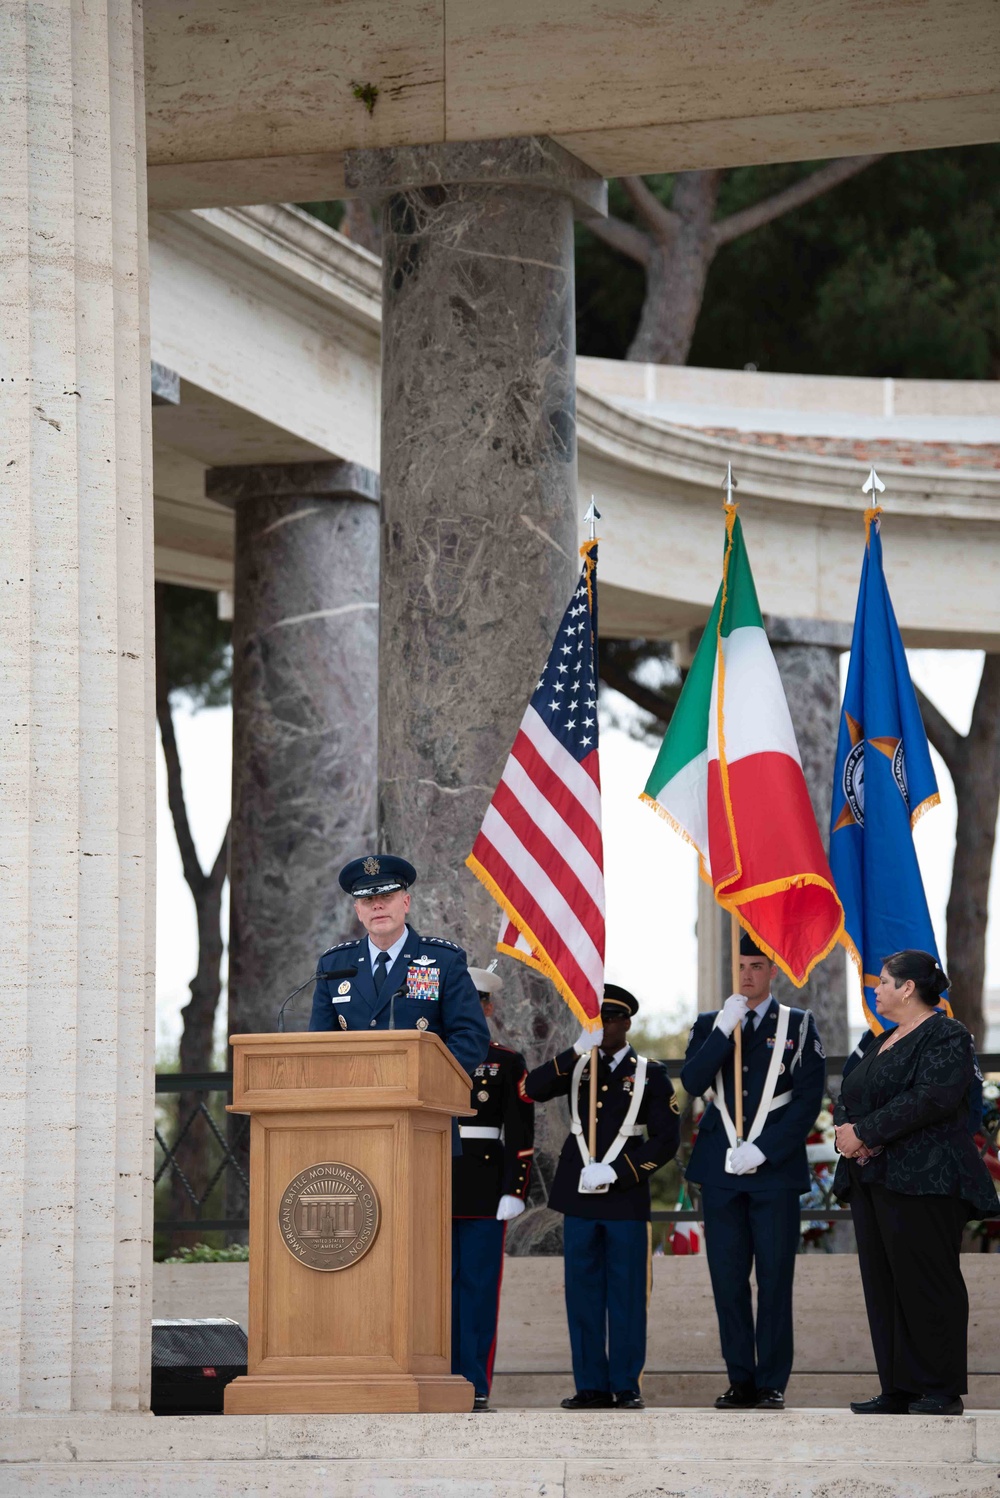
[144,0,1000,211]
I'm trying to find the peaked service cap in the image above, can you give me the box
[601,983,639,1017]
[339,854,416,898]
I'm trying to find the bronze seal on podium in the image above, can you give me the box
[278,1162,381,1271]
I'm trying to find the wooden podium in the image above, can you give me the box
[223,1030,476,1414]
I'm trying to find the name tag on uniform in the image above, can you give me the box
[334,980,351,1003]
[406,965,440,1001]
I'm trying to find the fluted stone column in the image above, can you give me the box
[346,140,606,1251]
[0,0,155,1411]
[206,461,380,1040]
[766,616,852,1054]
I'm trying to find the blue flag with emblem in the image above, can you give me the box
[830,505,946,1033]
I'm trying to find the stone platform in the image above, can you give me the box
[2,1410,1000,1496]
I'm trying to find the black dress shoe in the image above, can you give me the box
[851,1393,910,1414]
[560,1389,615,1410]
[614,1389,645,1410]
[755,1388,785,1411]
[472,1394,492,1412]
[714,1382,758,1410]
[908,1394,964,1415]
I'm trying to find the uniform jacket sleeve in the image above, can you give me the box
[612,1062,680,1188]
[523,1048,577,1103]
[680,1014,732,1097]
[440,949,491,1077]
[309,952,354,1031]
[856,1023,978,1148]
[753,1014,826,1166]
[501,1050,535,1200]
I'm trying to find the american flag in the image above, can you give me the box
[466,543,605,1027]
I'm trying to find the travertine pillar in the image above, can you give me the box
[766,617,852,1054]
[347,140,606,1250]
[0,0,154,1411]
[206,461,380,1040]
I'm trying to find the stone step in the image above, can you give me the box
[3,1409,998,1460]
[3,1456,1000,1498]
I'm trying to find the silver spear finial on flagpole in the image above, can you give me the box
[721,463,738,504]
[862,466,885,499]
[584,496,601,541]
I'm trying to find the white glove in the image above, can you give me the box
[573,1026,603,1055]
[727,1141,766,1175]
[718,993,749,1036]
[496,1194,525,1221]
[579,1161,616,1191]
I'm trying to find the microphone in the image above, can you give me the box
[276,966,358,1032]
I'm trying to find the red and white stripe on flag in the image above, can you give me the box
[467,546,605,1028]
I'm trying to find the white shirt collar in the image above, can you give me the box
[746,995,774,1028]
[607,1044,631,1071]
[368,927,408,970]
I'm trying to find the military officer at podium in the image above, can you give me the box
[523,985,680,1411]
[452,964,535,1412]
[308,855,489,1082]
[681,932,826,1412]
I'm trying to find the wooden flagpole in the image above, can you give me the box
[588,1047,599,1159]
[585,494,602,1164]
[731,913,744,1142]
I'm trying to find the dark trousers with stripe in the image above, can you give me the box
[701,1184,801,1392]
[563,1216,650,1394]
[451,1218,506,1397]
[849,1171,969,1398]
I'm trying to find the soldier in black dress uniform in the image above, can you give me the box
[681,932,826,1412]
[451,965,534,1412]
[524,985,680,1410]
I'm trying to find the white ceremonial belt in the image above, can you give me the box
[459,1126,501,1139]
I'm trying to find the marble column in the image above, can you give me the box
[765,616,852,1054]
[346,140,606,1252]
[0,0,155,1410]
[206,461,380,1041]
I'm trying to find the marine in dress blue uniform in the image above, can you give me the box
[451,966,534,1412]
[681,933,826,1411]
[308,855,490,1097]
[524,986,681,1410]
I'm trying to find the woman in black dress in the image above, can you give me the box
[834,950,998,1416]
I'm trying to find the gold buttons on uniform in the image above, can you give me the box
[602,1085,608,1092]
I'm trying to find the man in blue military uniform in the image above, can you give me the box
[451,964,534,1412]
[524,985,680,1411]
[681,932,826,1412]
[308,855,489,1085]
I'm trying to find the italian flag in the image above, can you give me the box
[641,506,844,985]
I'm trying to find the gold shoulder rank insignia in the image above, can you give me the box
[669,1094,680,1114]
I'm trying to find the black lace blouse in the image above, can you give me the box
[833,1012,998,1218]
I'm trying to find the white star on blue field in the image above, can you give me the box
[530,566,599,764]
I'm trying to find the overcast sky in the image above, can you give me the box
[155,649,999,1061]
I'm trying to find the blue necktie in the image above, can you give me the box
[374,950,391,995]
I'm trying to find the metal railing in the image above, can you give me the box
[154,1072,247,1232]
[154,1056,999,1236]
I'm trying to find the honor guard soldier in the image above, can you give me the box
[524,985,680,1411]
[681,932,826,1412]
[308,855,490,1087]
[451,965,535,1412]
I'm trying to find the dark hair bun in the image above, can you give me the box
[883,949,949,1005]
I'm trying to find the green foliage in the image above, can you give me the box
[159,584,232,708]
[576,146,1000,378]
[298,200,345,233]
[161,1242,250,1264]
